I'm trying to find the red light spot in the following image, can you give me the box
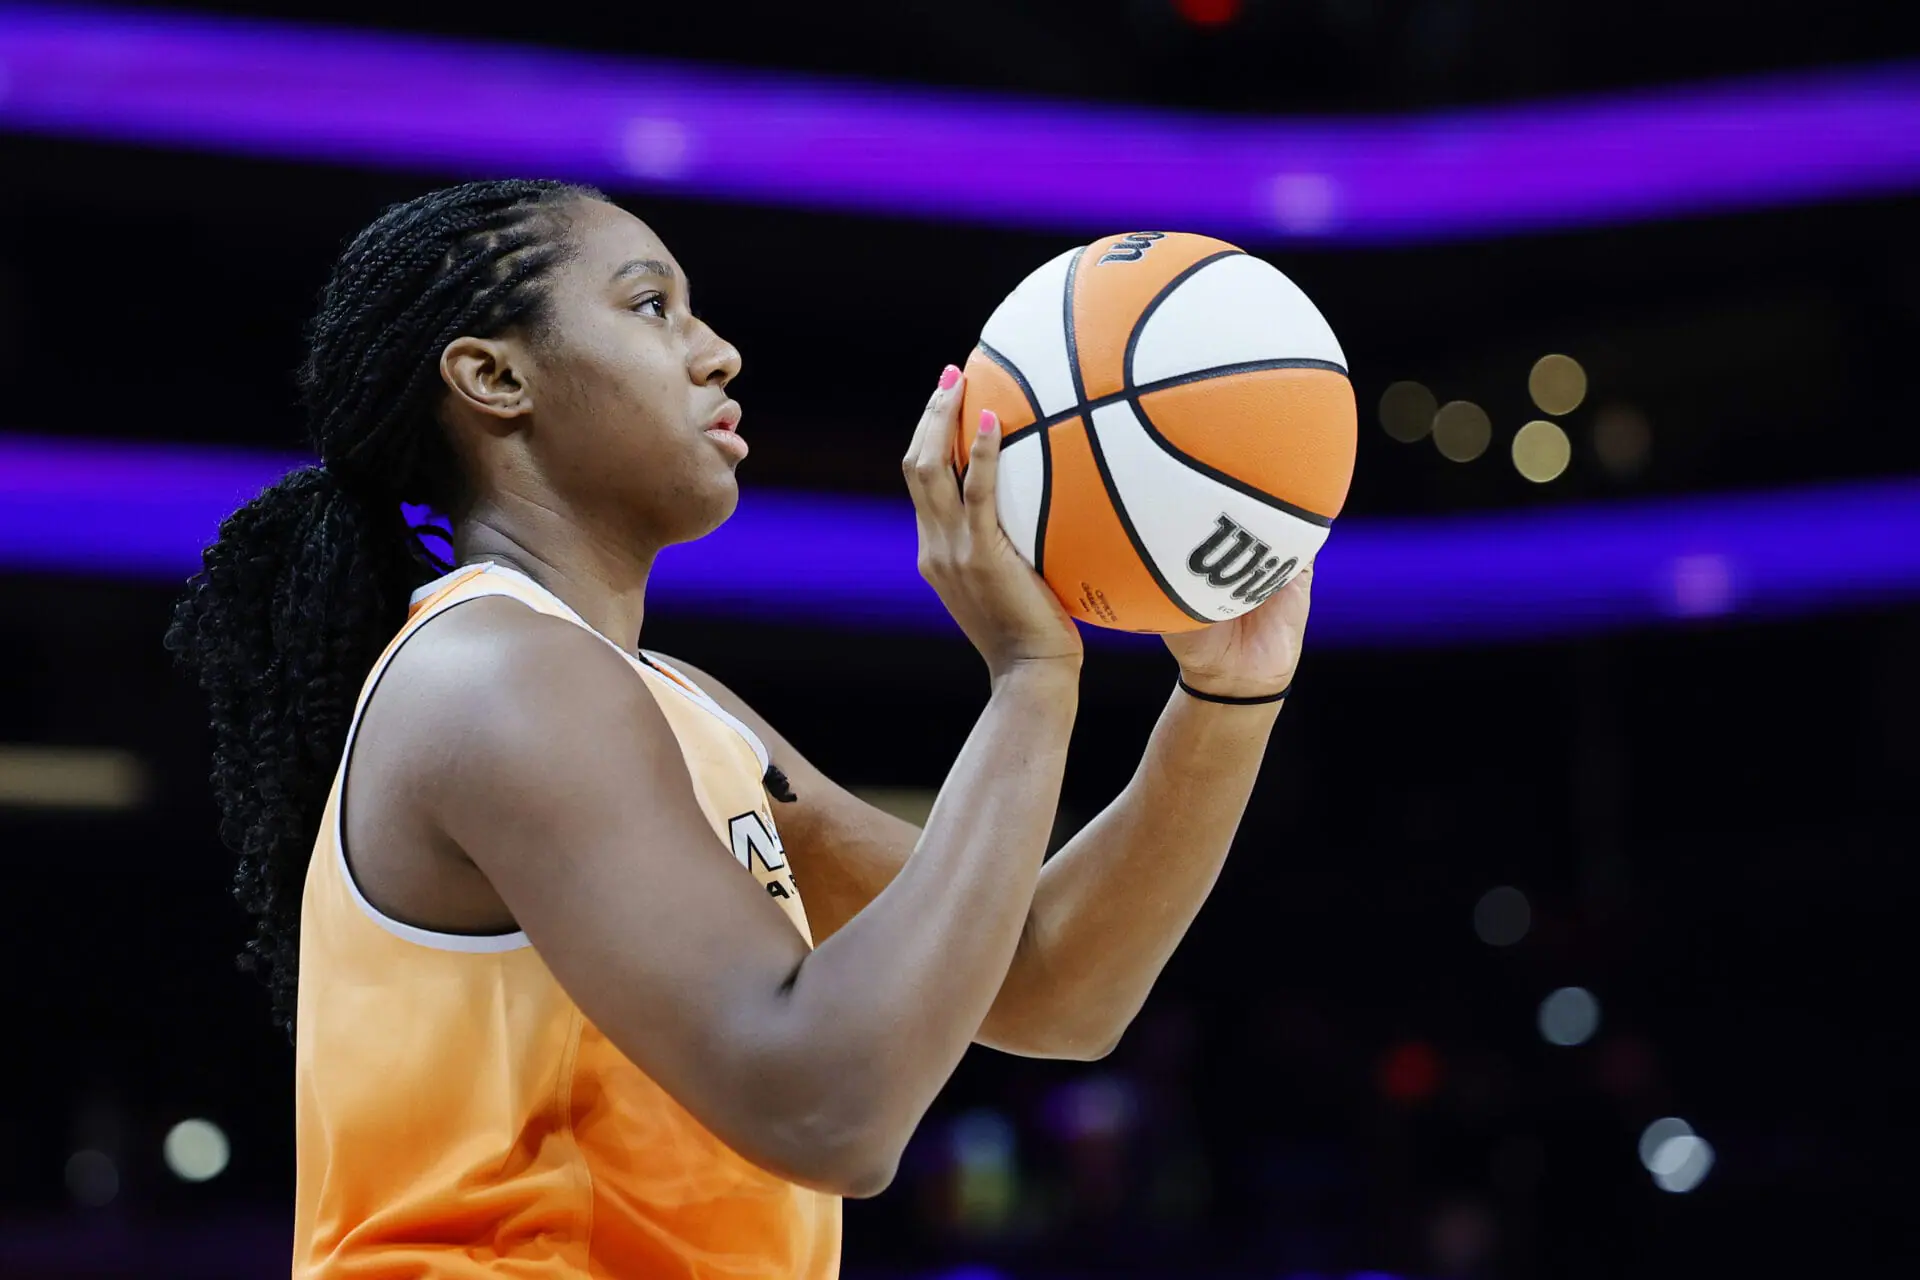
[1377,1040,1443,1105]
[1174,0,1243,27]
[1595,1034,1656,1097]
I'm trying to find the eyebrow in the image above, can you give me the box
[612,257,677,283]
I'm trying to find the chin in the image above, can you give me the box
[670,470,743,545]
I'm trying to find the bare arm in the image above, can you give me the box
[978,688,1277,1057]
[671,668,1278,1061]
[663,564,1315,1063]
[428,373,1084,1198]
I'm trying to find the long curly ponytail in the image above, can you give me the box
[165,179,603,1033]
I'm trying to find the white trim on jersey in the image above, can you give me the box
[335,572,533,953]
[465,563,775,774]
[634,652,772,775]
[338,563,776,950]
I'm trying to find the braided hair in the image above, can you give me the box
[166,179,603,1034]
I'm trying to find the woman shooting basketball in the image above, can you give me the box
[168,181,1312,1279]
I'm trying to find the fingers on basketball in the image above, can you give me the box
[961,410,1001,532]
[904,374,964,517]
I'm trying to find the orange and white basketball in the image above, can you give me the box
[955,231,1356,633]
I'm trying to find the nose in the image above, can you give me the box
[689,320,741,389]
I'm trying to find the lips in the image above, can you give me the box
[703,400,747,460]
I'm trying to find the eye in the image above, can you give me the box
[631,293,667,318]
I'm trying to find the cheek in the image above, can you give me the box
[565,326,689,439]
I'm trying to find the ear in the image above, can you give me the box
[440,336,534,424]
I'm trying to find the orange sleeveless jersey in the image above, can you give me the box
[293,564,842,1279]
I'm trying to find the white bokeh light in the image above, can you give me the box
[1537,986,1601,1046]
[1650,1134,1715,1193]
[1639,1116,1694,1169]
[164,1118,231,1183]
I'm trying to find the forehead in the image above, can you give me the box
[561,199,679,286]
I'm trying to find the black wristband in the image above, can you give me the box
[1177,675,1291,705]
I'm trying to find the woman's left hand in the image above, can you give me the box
[1161,560,1314,699]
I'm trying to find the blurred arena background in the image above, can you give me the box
[1,1,1916,1276]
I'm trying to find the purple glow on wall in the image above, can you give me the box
[0,5,1916,244]
[4,434,1918,646]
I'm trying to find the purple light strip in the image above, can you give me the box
[0,6,1916,243]
[5,433,1918,646]
[0,1208,1391,1280]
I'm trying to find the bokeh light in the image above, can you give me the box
[1528,354,1588,415]
[64,1150,118,1208]
[1593,403,1652,477]
[164,1118,231,1182]
[1537,986,1601,1046]
[1047,1074,1137,1140]
[947,1109,1017,1235]
[1650,1134,1715,1193]
[1173,0,1243,26]
[1639,1117,1694,1167]
[1669,553,1734,618]
[1379,380,1439,442]
[1473,885,1531,946]
[1432,401,1492,462]
[1377,1040,1443,1104]
[1512,419,1572,483]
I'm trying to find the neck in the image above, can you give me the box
[454,503,658,650]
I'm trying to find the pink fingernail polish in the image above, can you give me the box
[938,364,961,391]
[978,409,999,435]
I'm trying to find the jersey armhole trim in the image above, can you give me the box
[638,650,773,774]
[334,588,534,954]
[436,565,768,774]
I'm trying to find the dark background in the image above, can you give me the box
[2,2,1916,1276]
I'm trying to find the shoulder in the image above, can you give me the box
[406,596,632,697]
[383,597,669,780]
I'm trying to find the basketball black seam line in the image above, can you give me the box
[999,358,1349,449]
[975,341,1053,572]
[1121,251,1350,386]
[975,341,1046,424]
[1121,252,1342,526]
[1049,246,1091,583]
[979,340,1051,565]
[1034,423,1053,577]
[1063,243,1212,626]
[1079,406,1215,625]
[1062,246,1089,405]
[1003,247,1347,449]
[983,335,1059,571]
[1125,393,1336,528]
[1122,249,1244,388]
[994,248,1336,616]
[1067,249,1213,621]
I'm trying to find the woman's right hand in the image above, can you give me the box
[903,366,1083,680]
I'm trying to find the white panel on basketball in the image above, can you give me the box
[1129,254,1347,386]
[993,431,1046,566]
[1088,400,1329,621]
[978,246,1083,418]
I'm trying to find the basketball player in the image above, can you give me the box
[167,181,1312,1278]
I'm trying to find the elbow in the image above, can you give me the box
[1047,1030,1123,1062]
[1074,1034,1123,1062]
[789,1135,903,1201]
[828,1152,902,1200]
[979,990,1134,1061]
[750,1097,909,1200]
[986,1019,1126,1062]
